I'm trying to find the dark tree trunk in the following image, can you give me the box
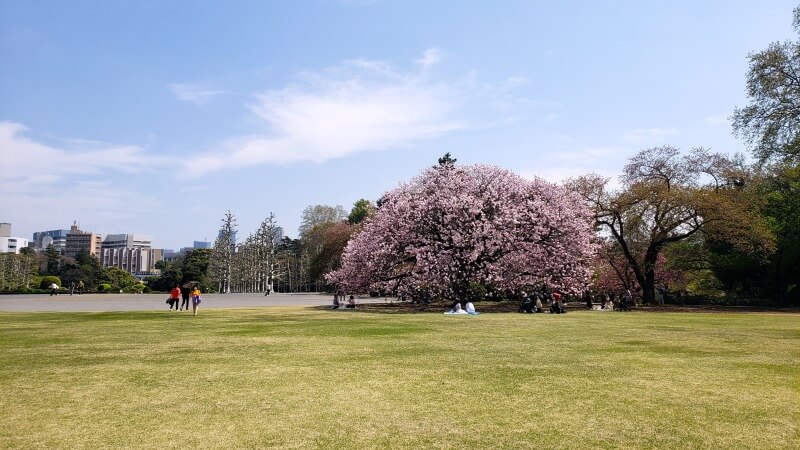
[641,245,661,305]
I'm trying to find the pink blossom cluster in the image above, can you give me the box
[327,164,597,300]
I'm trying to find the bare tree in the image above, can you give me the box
[210,210,237,294]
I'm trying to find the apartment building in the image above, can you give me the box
[65,222,102,258]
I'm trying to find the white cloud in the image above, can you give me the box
[184,50,518,174]
[416,48,442,70]
[168,83,227,106]
[0,122,166,232]
[622,127,678,145]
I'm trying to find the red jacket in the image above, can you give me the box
[170,287,181,299]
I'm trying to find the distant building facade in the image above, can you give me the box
[193,241,212,249]
[0,223,30,254]
[65,222,102,258]
[32,229,70,252]
[0,237,29,254]
[100,233,159,275]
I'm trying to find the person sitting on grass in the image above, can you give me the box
[445,302,468,315]
[550,292,565,314]
[345,295,356,309]
[519,296,533,313]
[332,293,340,309]
[465,301,478,315]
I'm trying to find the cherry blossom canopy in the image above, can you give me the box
[327,164,596,301]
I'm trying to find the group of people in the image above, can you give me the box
[68,281,85,295]
[444,301,479,315]
[518,289,566,314]
[167,284,202,315]
[331,291,356,309]
[48,280,85,296]
[583,289,635,311]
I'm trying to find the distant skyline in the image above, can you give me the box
[1,1,796,249]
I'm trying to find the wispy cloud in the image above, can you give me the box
[0,122,164,229]
[168,83,228,106]
[185,50,524,174]
[622,127,678,145]
[525,146,628,187]
[416,48,442,70]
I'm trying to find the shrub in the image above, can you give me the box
[98,283,112,292]
[40,276,62,290]
[125,284,145,294]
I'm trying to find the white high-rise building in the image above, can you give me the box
[0,223,30,254]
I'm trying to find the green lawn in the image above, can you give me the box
[1,308,798,449]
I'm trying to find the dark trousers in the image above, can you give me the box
[180,297,189,310]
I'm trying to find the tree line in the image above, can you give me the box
[0,246,144,293]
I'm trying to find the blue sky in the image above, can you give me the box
[0,0,796,249]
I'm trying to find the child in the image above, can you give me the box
[191,286,202,316]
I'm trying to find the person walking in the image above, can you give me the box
[77,280,84,295]
[169,285,181,311]
[191,285,202,316]
[180,285,191,311]
[69,282,75,296]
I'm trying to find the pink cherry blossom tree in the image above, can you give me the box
[327,164,597,301]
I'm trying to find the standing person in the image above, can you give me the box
[77,280,84,295]
[656,284,666,306]
[180,285,191,311]
[169,285,181,311]
[69,282,76,296]
[191,285,202,316]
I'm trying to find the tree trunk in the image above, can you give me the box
[641,245,660,305]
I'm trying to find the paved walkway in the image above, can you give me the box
[0,292,388,312]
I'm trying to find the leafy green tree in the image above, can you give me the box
[298,205,347,237]
[348,199,376,224]
[570,147,774,304]
[733,7,800,164]
[728,5,800,304]
[44,244,61,276]
[74,250,107,291]
[102,267,138,291]
[183,249,211,291]
[147,259,182,292]
[437,152,457,167]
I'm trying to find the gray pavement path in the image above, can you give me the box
[0,292,389,312]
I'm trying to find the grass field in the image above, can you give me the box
[1,307,798,449]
